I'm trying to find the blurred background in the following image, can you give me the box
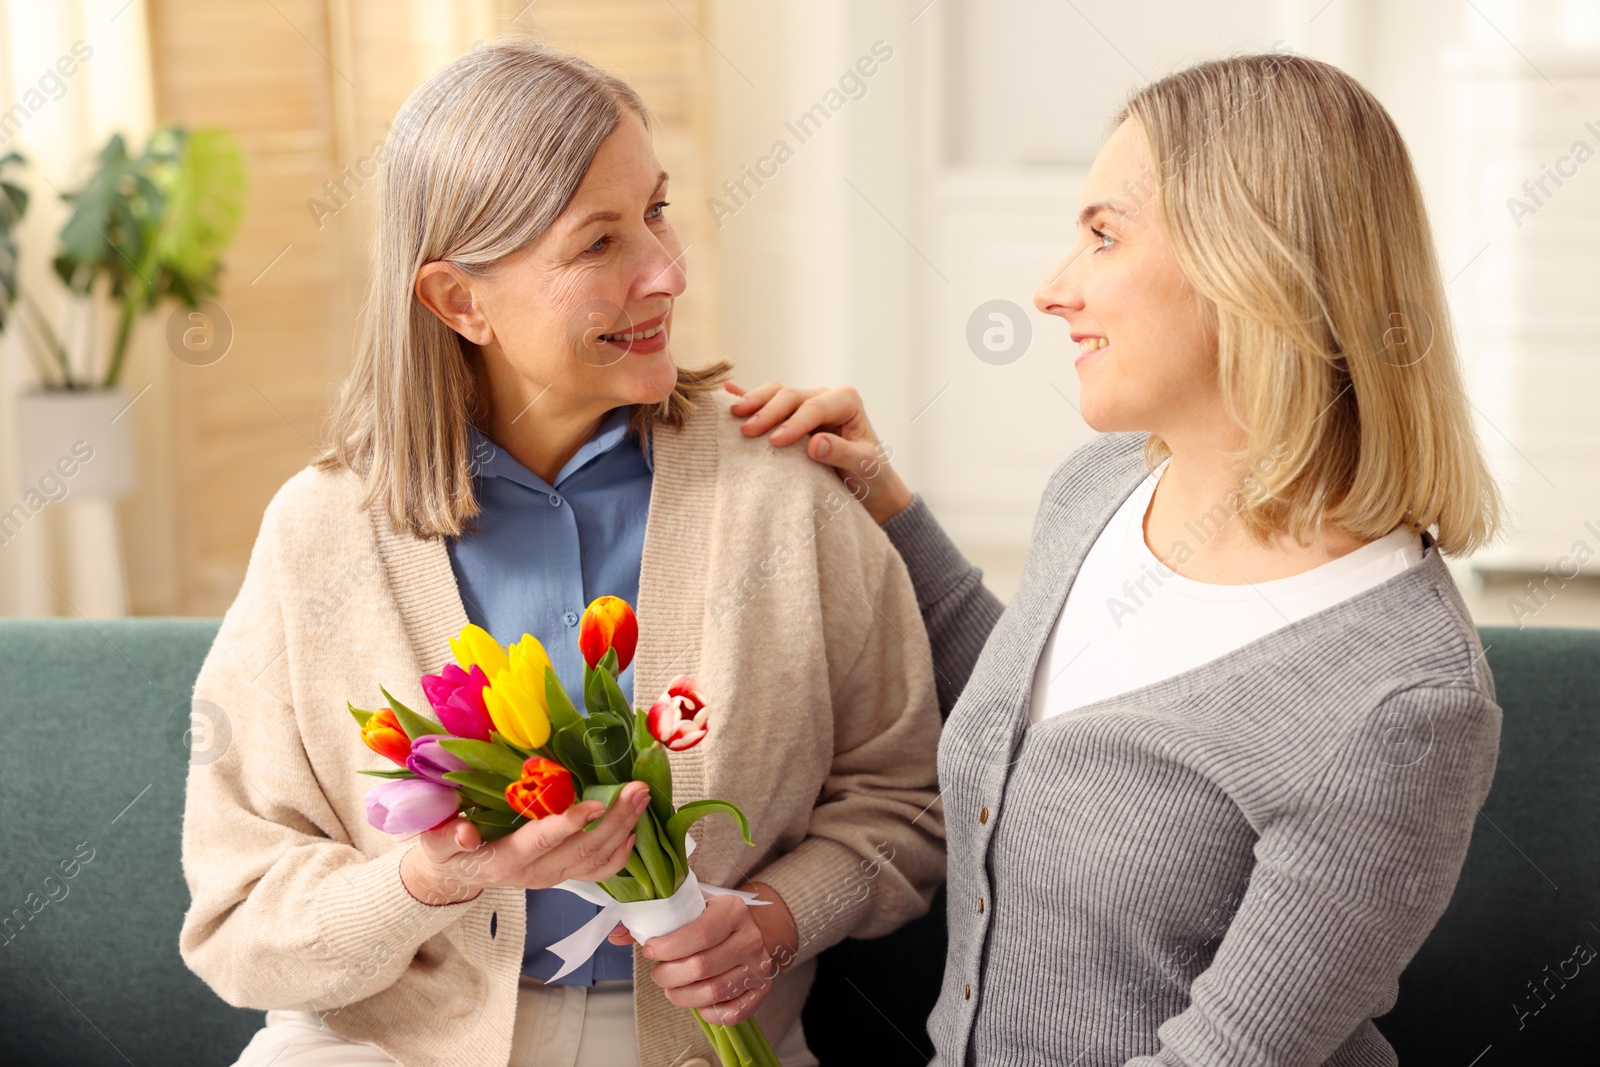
[0,0,1595,627]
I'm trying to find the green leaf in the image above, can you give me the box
[465,808,525,841]
[456,785,513,812]
[544,666,584,734]
[632,708,652,754]
[54,133,149,295]
[437,737,525,779]
[381,686,446,741]
[598,646,620,677]
[596,665,634,721]
[632,809,677,898]
[600,873,653,904]
[357,768,418,779]
[445,767,514,792]
[667,830,687,890]
[348,702,375,729]
[553,724,596,790]
[442,769,514,812]
[584,663,610,718]
[0,153,27,342]
[585,710,633,786]
[464,804,522,826]
[623,851,653,889]
[665,799,753,861]
[488,730,532,760]
[581,782,626,808]
[631,742,675,826]
[149,128,246,284]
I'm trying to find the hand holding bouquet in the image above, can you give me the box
[348,596,785,1067]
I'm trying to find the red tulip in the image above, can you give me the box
[578,596,638,673]
[646,674,709,752]
[360,708,412,766]
[505,757,577,819]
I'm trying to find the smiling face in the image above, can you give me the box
[1033,118,1219,440]
[443,112,687,425]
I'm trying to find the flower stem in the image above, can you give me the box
[724,1023,756,1066]
[738,1018,781,1067]
[693,1010,739,1066]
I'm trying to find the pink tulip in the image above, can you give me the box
[646,674,710,752]
[420,663,494,741]
[364,777,460,835]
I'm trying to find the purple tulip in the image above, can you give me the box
[406,735,470,786]
[421,663,495,741]
[364,777,460,835]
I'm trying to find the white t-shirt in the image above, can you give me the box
[1029,460,1424,724]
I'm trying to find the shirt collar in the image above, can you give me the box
[468,406,648,491]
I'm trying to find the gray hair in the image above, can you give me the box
[320,36,725,539]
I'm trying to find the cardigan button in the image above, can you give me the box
[979,807,989,824]
[977,897,984,914]
[964,983,971,1000]
[684,1060,712,1067]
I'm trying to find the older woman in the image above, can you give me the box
[734,54,1503,1065]
[178,38,944,1067]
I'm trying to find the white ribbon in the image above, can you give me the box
[544,836,768,981]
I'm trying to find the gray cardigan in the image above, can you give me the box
[882,431,1500,1066]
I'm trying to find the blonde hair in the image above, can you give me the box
[1118,52,1502,556]
[319,36,727,539]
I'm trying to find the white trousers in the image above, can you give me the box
[230,977,821,1067]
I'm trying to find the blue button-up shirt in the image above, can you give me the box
[445,406,650,984]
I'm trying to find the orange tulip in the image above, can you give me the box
[360,708,412,766]
[578,596,638,673]
[505,757,577,819]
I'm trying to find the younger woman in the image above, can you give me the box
[735,53,1502,1065]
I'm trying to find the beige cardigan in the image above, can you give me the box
[178,389,945,1067]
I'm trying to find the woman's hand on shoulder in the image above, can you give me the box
[724,381,914,526]
[400,781,651,905]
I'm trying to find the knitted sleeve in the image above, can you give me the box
[177,486,483,1011]
[881,494,1004,717]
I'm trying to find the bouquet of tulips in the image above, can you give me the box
[348,596,782,1067]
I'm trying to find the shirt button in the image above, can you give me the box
[979,807,990,824]
[563,611,579,626]
[549,493,562,507]
[964,983,971,1000]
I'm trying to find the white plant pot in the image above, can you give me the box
[11,388,137,617]
[15,388,137,498]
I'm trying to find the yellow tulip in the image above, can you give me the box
[481,634,553,749]
[450,624,509,679]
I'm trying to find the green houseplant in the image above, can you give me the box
[17,125,247,390]
[4,126,245,616]
[0,151,28,355]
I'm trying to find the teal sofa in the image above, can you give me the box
[1,620,1595,1064]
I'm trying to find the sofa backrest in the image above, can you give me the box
[1374,625,1600,1062]
[0,618,257,1066]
